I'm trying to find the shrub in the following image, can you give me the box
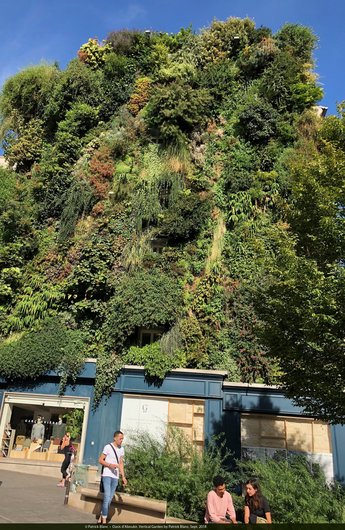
[236,100,280,145]
[0,168,17,212]
[158,190,212,240]
[0,317,85,389]
[104,270,183,348]
[275,23,317,63]
[31,144,74,220]
[127,77,152,115]
[124,430,234,522]
[100,53,136,120]
[106,30,153,73]
[0,63,60,133]
[145,81,211,145]
[238,454,345,523]
[88,145,115,199]
[124,432,345,524]
[259,52,323,113]
[106,29,142,56]
[77,38,112,69]
[58,179,95,244]
[43,59,103,134]
[237,36,278,80]
[220,140,260,194]
[123,341,186,380]
[197,60,239,115]
[57,102,99,138]
[3,118,45,172]
[200,17,256,64]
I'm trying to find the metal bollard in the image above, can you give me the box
[64,480,71,505]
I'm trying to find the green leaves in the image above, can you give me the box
[124,341,186,380]
[259,255,345,422]
[124,430,233,522]
[238,454,345,523]
[0,16,339,411]
[104,270,183,349]
[145,81,211,145]
[0,63,60,134]
[0,317,85,387]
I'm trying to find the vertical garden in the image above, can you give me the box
[0,18,344,422]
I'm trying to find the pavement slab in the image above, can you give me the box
[0,469,96,523]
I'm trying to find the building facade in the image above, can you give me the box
[0,361,344,483]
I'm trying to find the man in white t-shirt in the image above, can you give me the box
[98,430,127,524]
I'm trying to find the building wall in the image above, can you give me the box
[1,364,345,482]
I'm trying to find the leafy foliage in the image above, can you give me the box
[0,317,85,388]
[238,454,345,523]
[275,23,318,63]
[259,254,345,422]
[124,430,233,522]
[0,64,59,135]
[104,270,183,349]
[124,341,186,380]
[145,81,211,145]
[62,408,84,440]
[124,431,345,523]
[3,118,45,171]
[200,17,256,64]
[77,38,112,69]
[236,100,280,144]
[127,77,152,115]
[0,16,338,420]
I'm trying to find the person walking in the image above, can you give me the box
[205,475,238,524]
[98,430,127,525]
[244,478,272,524]
[57,432,75,487]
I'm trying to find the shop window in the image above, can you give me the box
[241,414,332,455]
[120,395,205,451]
[0,393,89,464]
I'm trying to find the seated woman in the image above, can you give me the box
[244,478,272,524]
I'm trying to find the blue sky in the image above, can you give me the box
[0,0,344,114]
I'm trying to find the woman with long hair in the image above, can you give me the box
[57,432,76,487]
[244,478,272,524]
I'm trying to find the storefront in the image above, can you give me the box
[0,392,89,463]
[0,362,345,484]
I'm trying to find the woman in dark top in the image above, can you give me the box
[244,478,272,524]
[57,433,75,487]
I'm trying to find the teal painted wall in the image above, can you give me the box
[1,365,344,482]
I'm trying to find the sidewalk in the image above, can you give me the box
[0,469,95,523]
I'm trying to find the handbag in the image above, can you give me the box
[99,444,119,494]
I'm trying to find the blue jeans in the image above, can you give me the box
[101,476,119,518]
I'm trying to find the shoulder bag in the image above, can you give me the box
[99,444,119,493]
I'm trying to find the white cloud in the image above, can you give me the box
[102,3,148,29]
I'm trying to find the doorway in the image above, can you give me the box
[0,392,90,464]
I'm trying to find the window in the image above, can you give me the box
[138,328,163,347]
[241,414,332,455]
[150,238,168,254]
[121,395,205,451]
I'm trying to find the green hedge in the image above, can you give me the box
[0,317,85,390]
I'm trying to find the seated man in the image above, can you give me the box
[205,475,238,524]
